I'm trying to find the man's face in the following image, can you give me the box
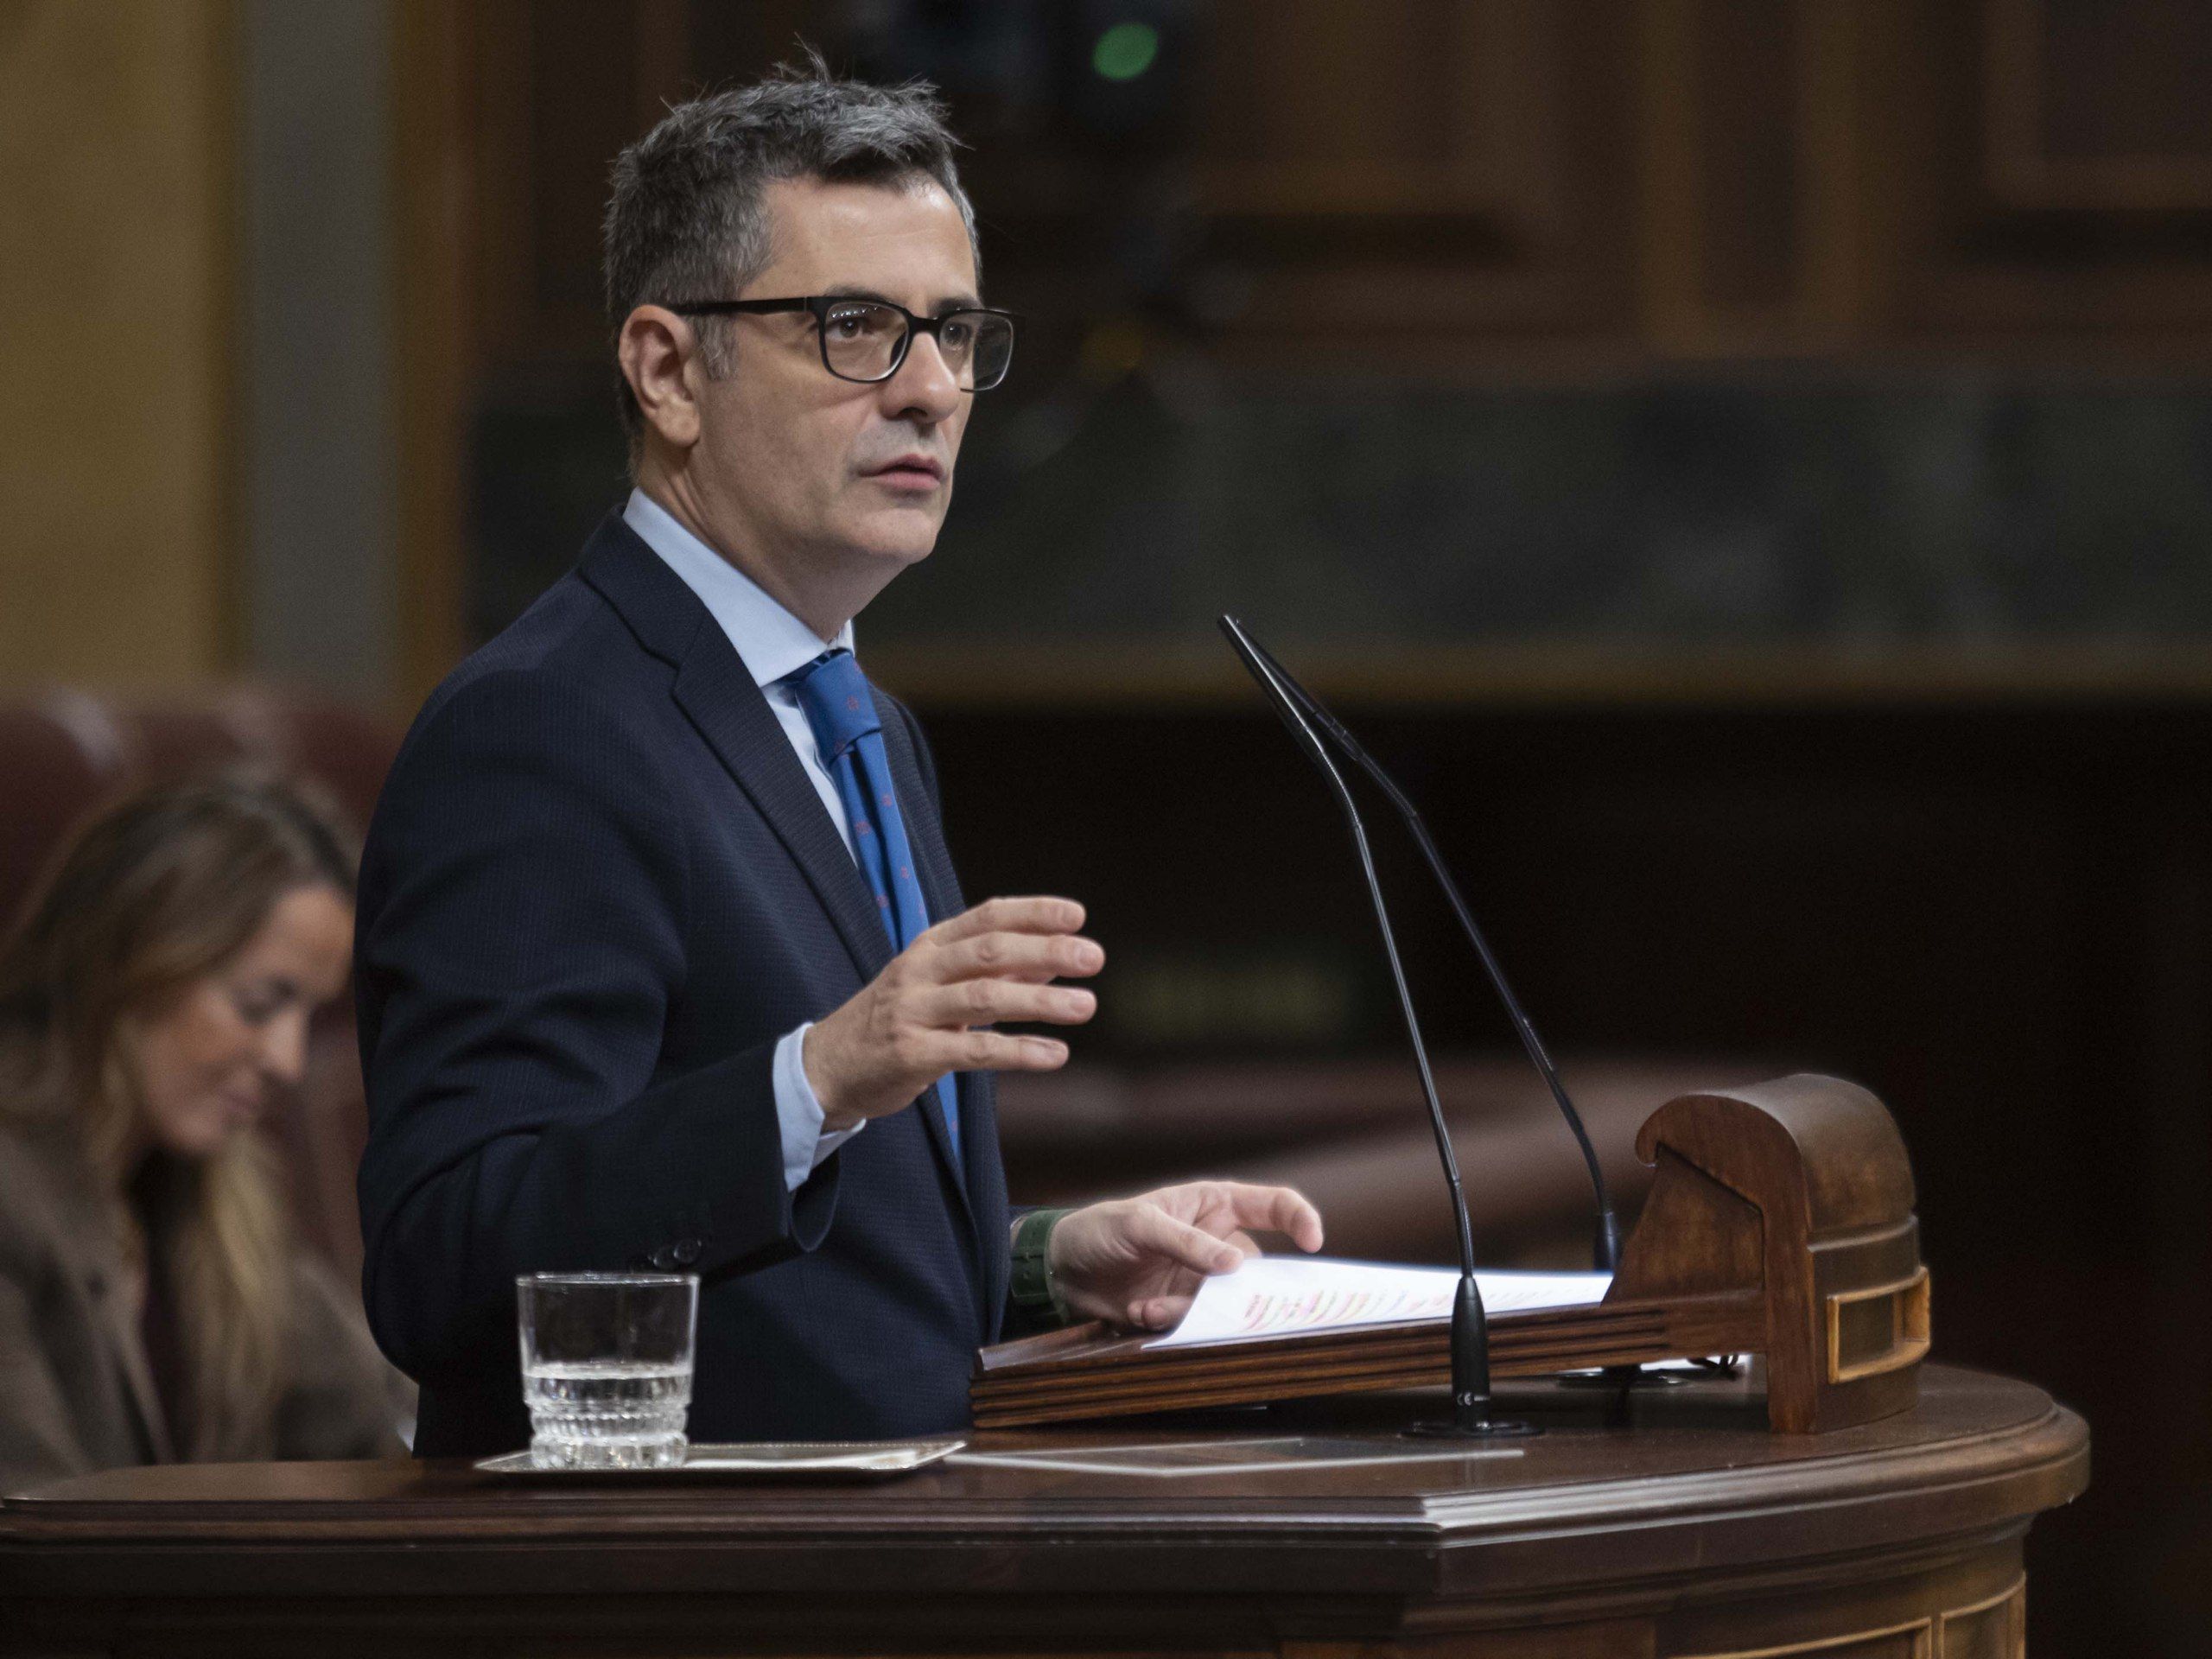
[687,175,979,590]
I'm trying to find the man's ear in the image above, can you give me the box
[618,305,704,452]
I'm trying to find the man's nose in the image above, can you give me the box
[881,329,963,423]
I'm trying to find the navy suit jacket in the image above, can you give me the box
[354,512,1010,1456]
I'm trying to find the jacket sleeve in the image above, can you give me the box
[272,1255,413,1462]
[0,1271,91,1496]
[354,671,838,1389]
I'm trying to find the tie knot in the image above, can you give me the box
[787,649,881,763]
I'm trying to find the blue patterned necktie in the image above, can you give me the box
[787,649,961,1166]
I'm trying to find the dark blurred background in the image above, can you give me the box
[4,2,2210,1650]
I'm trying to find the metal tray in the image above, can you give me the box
[474,1438,965,1480]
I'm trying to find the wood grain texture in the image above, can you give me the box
[976,1074,1925,1433]
[0,0,238,690]
[0,1367,2083,1657]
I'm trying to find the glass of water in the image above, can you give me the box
[518,1272,698,1469]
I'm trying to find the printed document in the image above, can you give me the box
[1147,1256,1611,1350]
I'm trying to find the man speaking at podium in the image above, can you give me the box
[354,61,1321,1456]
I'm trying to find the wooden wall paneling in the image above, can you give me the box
[454,0,679,366]
[208,0,245,681]
[1200,0,1519,215]
[1194,0,1639,359]
[682,1,821,93]
[1984,0,2212,211]
[1690,0,1800,318]
[632,0,690,133]
[1795,0,1872,340]
[238,0,402,704]
[1878,0,2212,349]
[396,0,732,707]
[523,0,645,348]
[1639,0,1785,346]
[392,0,477,711]
[482,0,778,359]
[0,0,241,690]
[1636,0,1867,354]
[462,0,537,371]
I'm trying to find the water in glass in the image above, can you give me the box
[523,1357,692,1468]
[517,1272,697,1469]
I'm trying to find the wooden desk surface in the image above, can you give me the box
[0,1363,2087,1658]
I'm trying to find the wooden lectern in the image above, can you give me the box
[0,1368,2087,1657]
[1,1074,2089,1658]
[976,1073,1933,1433]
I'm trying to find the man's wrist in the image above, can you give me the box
[1009,1207,1075,1325]
[774,1023,864,1191]
[799,1022,862,1131]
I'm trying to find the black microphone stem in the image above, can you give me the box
[1220,616,1532,1438]
[1242,639,1623,1274]
[1227,635,1474,1278]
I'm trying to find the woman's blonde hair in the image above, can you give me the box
[0,774,356,1459]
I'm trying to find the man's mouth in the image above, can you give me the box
[863,454,946,491]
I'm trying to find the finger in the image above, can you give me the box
[931,931,1104,986]
[913,978,1096,1030]
[917,1029,1071,1076]
[926,896,1085,947]
[1215,1183,1326,1252]
[1130,1291,1198,1330]
[1129,1204,1245,1277]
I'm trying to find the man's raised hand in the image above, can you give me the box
[803,896,1101,1128]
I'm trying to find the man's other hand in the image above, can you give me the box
[1048,1180,1325,1330]
[804,896,1101,1127]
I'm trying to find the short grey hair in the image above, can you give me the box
[603,53,979,448]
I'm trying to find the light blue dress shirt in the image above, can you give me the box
[623,487,863,1189]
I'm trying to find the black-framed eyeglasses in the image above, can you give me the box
[664,296,1017,391]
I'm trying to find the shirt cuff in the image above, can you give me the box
[774,1022,861,1192]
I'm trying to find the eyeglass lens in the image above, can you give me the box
[821,302,1014,389]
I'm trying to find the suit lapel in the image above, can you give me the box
[671,642,894,987]
[662,623,983,1247]
[580,515,890,987]
[580,513,987,1260]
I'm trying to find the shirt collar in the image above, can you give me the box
[623,487,854,690]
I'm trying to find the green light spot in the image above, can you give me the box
[1092,21,1160,82]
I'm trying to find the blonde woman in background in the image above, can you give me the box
[0,777,408,1493]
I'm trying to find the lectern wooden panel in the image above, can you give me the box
[976,1074,1931,1432]
[0,1367,2086,1659]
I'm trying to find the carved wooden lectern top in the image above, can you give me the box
[972,1073,1931,1433]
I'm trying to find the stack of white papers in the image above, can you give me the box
[1146,1256,1611,1350]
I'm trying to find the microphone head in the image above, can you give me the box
[1217,613,1257,663]
[1217,614,1338,772]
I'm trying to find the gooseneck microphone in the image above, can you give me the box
[1219,615,1535,1439]
[1234,632,1624,1274]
